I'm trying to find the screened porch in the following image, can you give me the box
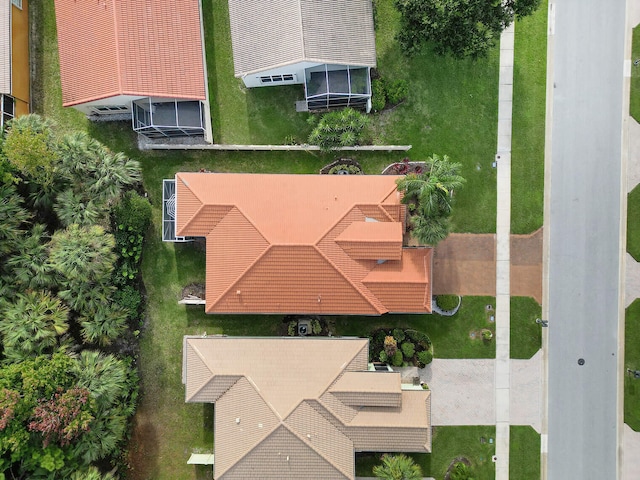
[304,65,371,111]
[132,98,205,138]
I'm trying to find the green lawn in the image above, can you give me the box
[510,297,542,359]
[335,297,497,359]
[511,1,548,234]
[628,185,640,261]
[625,299,640,431]
[356,426,496,479]
[631,25,640,122]
[510,426,541,480]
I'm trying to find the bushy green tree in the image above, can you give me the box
[0,184,30,256]
[373,454,423,480]
[395,0,541,58]
[6,224,57,290]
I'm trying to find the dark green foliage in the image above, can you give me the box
[311,319,322,335]
[392,328,406,343]
[417,350,433,367]
[385,79,409,105]
[371,79,387,112]
[379,350,389,363]
[112,191,152,236]
[391,350,404,367]
[395,0,541,58]
[0,184,31,255]
[113,192,151,288]
[401,341,415,359]
[450,461,475,480]
[373,453,423,480]
[405,329,432,348]
[436,294,460,311]
[112,285,142,320]
[308,108,369,151]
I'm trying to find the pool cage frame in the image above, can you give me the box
[132,97,205,138]
[304,65,372,112]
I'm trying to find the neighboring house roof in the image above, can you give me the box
[183,336,431,480]
[174,173,433,315]
[54,0,206,106]
[228,0,377,77]
[0,0,11,94]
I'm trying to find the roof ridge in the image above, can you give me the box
[109,0,123,95]
[189,374,240,403]
[216,377,283,479]
[296,0,306,60]
[316,340,370,400]
[281,420,352,480]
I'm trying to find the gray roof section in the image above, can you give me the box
[228,0,377,77]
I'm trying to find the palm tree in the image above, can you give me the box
[80,303,128,346]
[72,351,129,411]
[373,454,423,480]
[6,224,58,290]
[0,184,31,255]
[54,189,103,227]
[410,214,450,246]
[0,290,69,363]
[70,466,117,480]
[395,154,465,218]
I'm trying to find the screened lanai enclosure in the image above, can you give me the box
[132,98,205,138]
[304,65,372,112]
[162,179,192,242]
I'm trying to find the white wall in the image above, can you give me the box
[240,61,320,88]
[72,94,145,116]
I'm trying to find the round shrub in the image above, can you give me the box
[417,350,433,367]
[391,350,404,367]
[384,335,398,357]
[406,329,431,349]
[392,328,405,343]
[386,79,409,105]
[371,79,386,112]
[435,294,460,311]
[401,341,415,359]
[379,351,389,363]
[112,285,142,320]
[113,191,152,236]
[311,319,322,335]
[288,321,297,336]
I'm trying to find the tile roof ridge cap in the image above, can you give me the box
[208,243,273,310]
[187,374,240,403]
[312,244,385,315]
[296,0,305,60]
[280,419,353,480]
[315,340,370,402]
[109,0,123,95]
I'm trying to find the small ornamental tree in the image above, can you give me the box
[373,453,423,480]
[384,335,398,357]
[308,108,369,151]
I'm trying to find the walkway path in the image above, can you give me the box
[494,20,515,480]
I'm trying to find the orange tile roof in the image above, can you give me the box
[175,173,432,315]
[54,0,205,106]
[183,336,432,479]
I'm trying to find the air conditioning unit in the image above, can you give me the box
[298,319,311,336]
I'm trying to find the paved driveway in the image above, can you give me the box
[400,351,541,431]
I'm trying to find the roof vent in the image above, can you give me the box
[307,434,311,439]
[235,418,240,424]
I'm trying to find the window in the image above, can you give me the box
[260,74,295,84]
[1,95,15,130]
[11,0,22,9]
[92,105,129,114]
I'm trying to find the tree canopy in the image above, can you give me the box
[373,454,423,480]
[395,0,541,58]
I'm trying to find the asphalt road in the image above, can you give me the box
[546,1,626,479]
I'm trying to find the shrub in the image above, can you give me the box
[392,328,405,343]
[391,350,404,367]
[308,108,369,151]
[401,341,415,359]
[328,164,363,175]
[371,79,386,112]
[384,335,397,357]
[311,319,322,335]
[436,294,460,311]
[112,285,142,320]
[386,79,409,105]
[450,461,474,480]
[406,329,431,349]
[287,321,297,336]
[482,329,493,341]
[379,351,389,363]
[417,350,433,367]
[113,191,152,236]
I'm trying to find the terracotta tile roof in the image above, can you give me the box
[175,173,433,315]
[54,0,205,106]
[183,336,432,479]
[0,0,10,94]
[228,0,376,77]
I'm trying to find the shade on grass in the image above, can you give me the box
[511,1,547,234]
[510,297,542,359]
[510,426,541,480]
[356,426,496,479]
[625,299,640,431]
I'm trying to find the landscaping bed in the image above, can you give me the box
[369,328,433,367]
